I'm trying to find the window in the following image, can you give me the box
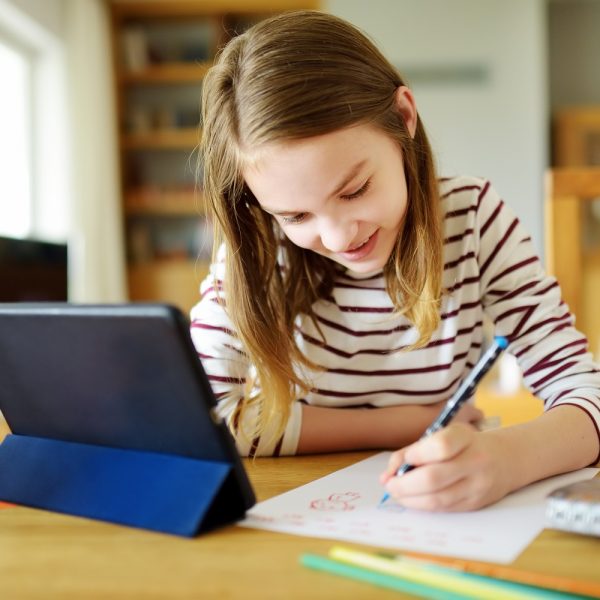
[0,38,32,238]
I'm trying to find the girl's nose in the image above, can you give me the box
[318,217,359,253]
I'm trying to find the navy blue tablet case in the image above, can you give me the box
[0,303,255,536]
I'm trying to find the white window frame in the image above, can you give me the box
[0,1,70,244]
[0,30,34,238]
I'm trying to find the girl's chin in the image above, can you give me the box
[330,249,389,272]
[342,259,387,275]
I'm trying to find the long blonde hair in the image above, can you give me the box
[200,10,443,444]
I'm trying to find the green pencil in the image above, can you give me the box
[301,553,468,599]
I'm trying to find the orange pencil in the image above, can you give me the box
[395,551,600,598]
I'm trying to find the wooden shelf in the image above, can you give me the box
[125,189,205,217]
[121,128,200,150]
[119,62,211,85]
[125,203,202,217]
[111,1,318,19]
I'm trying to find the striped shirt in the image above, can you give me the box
[190,175,600,457]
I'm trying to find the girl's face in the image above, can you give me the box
[243,123,410,274]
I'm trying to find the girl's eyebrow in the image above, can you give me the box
[262,159,368,216]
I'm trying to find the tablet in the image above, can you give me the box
[0,302,255,525]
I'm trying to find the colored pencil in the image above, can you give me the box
[400,550,600,598]
[301,553,467,599]
[329,545,565,600]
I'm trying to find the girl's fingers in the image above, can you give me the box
[381,428,509,511]
[379,423,474,485]
[387,474,473,512]
[385,456,502,512]
[379,448,409,484]
[385,455,466,498]
[403,422,475,465]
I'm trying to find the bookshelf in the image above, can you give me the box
[109,1,318,313]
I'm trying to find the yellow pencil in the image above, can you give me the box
[329,546,542,600]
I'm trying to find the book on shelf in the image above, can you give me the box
[127,216,212,265]
[121,27,149,72]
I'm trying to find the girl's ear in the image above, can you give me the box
[394,86,418,139]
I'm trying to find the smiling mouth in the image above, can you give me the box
[346,233,375,252]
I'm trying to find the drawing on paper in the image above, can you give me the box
[240,452,600,564]
[310,492,360,511]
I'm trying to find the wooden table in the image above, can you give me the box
[1,419,600,599]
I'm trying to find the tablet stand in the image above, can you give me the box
[0,434,244,537]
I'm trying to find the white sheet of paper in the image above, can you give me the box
[239,452,598,563]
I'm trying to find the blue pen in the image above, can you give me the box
[379,335,509,506]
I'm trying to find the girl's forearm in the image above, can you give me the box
[297,403,600,493]
[489,405,600,493]
[296,403,442,454]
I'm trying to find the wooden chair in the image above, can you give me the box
[553,108,600,166]
[545,166,600,357]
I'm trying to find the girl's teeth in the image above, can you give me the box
[350,237,369,251]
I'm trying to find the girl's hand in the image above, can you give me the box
[379,423,512,511]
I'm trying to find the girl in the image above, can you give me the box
[191,10,600,511]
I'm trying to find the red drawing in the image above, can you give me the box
[309,492,360,511]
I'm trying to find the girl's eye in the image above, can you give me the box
[341,178,371,200]
[281,212,308,224]
[278,178,371,225]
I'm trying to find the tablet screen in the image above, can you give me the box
[0,303,255,512]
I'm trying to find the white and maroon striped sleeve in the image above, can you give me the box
[189,248,302,457]
[476,182,600,458]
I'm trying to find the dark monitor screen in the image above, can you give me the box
[0,236,68,301]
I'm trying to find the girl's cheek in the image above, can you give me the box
[284,229,320,251]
